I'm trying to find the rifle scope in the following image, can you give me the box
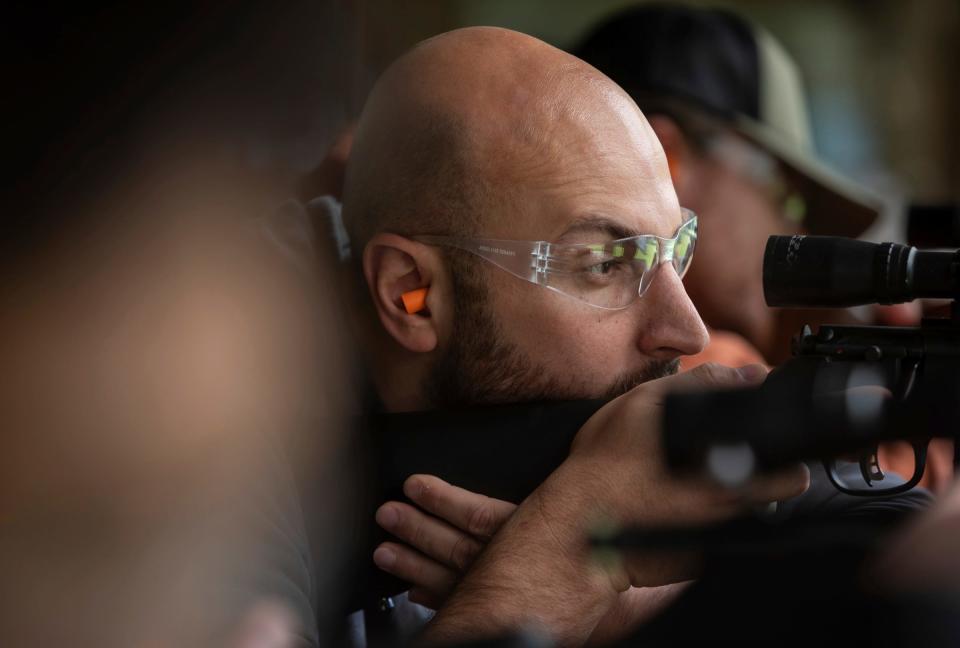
[763,236,960,307]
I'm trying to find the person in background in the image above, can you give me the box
[575,3,883,363]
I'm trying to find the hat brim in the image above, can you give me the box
[734,114,882,238]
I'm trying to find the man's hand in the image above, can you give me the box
[422,363,810,646]
[374,475,687,645]
[373,475,516,609]
[561,363,810,588]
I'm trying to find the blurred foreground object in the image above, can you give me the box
[0,184,354,647]
[1,1,359,645]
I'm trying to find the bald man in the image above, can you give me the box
[340,27,808,644]
[345,27,710,409]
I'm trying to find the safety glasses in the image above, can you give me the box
[414,209,697,309]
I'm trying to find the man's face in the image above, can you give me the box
[427,95,709,406]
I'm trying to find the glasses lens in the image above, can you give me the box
[545,239,653,308]
[672,217,697,279]
[827,442,924,495]
[542,211,697,309]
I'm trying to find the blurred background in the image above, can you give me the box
[14,0,949,245]
[338,0,959,241]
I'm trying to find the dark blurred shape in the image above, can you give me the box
[2,0,358,265]
[599,509,959,648]
[595,510,901,557]
[764,235,960,307]
[907,204,960,248]
[663,354,949,481]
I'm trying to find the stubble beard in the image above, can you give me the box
[425,258,679,408]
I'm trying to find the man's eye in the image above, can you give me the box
[587,259,628,275]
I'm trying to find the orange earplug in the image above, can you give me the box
[401,287,429,314]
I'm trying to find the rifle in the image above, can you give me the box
[664,234,960,492]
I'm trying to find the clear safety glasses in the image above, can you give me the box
[414,209,698,310]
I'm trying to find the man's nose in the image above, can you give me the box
[634,264,709,359]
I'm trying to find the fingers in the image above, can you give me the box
[403,474,517,540]
[376,500,484,571]
[373,476,518,612]
[373,541,458,601]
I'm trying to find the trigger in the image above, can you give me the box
[859,448,885,486]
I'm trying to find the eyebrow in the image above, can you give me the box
[557,215,641,241]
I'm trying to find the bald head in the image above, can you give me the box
[342,26,667,250]
[343,28,707,411]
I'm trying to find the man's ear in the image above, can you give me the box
[648,114,695,197]
[362,233,443,354]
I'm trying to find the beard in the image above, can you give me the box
[425,258,679,408]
